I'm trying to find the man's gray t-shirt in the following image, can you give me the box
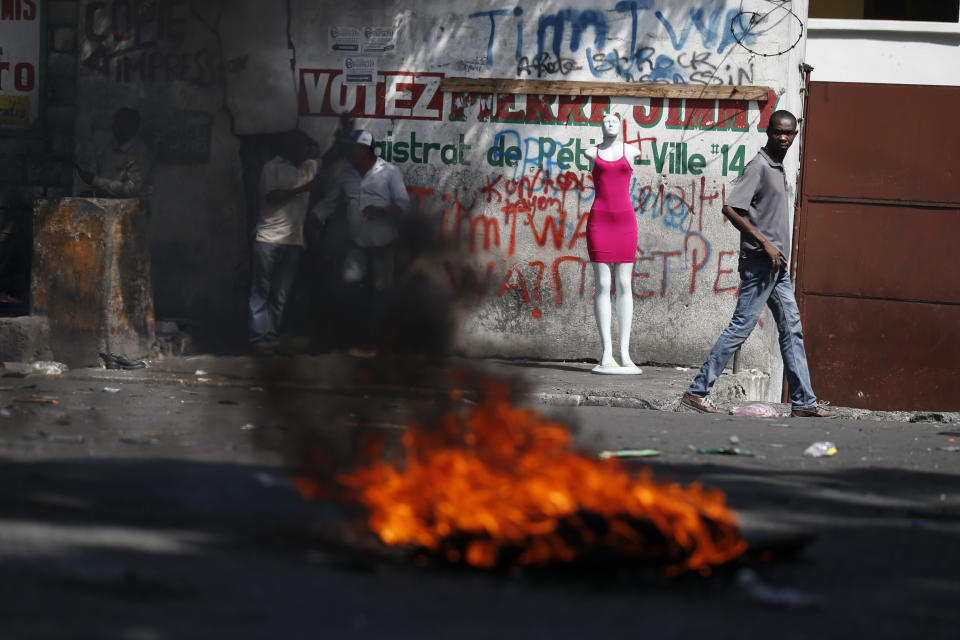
[726,147,791,261]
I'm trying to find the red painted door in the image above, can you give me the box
[795,82,960,411]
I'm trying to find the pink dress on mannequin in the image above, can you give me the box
[586,143,637,263]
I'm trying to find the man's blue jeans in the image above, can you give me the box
[687,253,818,410]
[249,241,301,346]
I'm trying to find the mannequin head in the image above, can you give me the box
[601,113,621,139]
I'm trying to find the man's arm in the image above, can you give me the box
[265,160,323,205]
[722,204,781,272]
[310,175,343,224]
[264,175,323,204]
[363,167,410,219]
[88,153,153,197]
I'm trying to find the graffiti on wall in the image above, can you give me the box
[299,68,779,130]
[403,163,743,319]
[297,0,799,322]
[464,1,777,84]
[80,0,219,87]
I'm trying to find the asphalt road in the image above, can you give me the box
[0,372,957,639]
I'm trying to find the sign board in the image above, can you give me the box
[0,0,44,134]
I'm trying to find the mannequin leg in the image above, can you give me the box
[614,262,636,367]
[592,262,614,367]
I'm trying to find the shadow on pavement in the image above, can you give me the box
[0,457,957,638]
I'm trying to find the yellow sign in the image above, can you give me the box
[0,95,30,127]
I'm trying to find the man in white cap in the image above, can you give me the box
[312,128,411,356]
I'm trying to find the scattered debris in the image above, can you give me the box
[937,446,960,453]
[2,361,70,375]
[771,423,790,428]
[194,370,208,376]
[803,441,838,458]
[119,434,156,445]
[736,568,824,609]
[99,352,148,370]
[674,366,690,371]
[240,423,256,431]
[729,435,740,445]
[697,446,756,457]
[598,449,661,459]
[0,407,10,417]
[12,397,59,405]
[731,403,779,418]
[37,361,68,375]
[103,387,121,393]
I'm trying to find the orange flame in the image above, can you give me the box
[308,380,746,573]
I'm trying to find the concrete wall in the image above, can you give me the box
[70,0,811,400]
[74,0,247,345]
[288,0,808,399]
[806,18,960,85]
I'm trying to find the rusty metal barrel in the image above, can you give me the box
[32,198,155,366]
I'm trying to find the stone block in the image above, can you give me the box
[712,369,772,404]
[32,198,155,366]
[0,316,54,362]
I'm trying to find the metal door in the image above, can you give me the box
[795,82,960,411]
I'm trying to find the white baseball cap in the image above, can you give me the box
[342,129,375,147]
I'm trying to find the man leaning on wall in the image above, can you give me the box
[248,131,324,354]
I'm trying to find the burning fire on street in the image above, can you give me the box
[294,377,747,576]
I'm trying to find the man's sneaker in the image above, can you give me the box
[681,392,725,414]
[791,402,838,418]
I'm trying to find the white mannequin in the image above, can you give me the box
[584,114,642,374]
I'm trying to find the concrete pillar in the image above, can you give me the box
[32,198,155,366]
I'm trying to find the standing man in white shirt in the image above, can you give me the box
[249,131,322,352]
[312,129,411,356]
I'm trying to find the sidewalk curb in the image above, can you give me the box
[62,370,669,410]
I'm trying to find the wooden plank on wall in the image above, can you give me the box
[438,77,771,101]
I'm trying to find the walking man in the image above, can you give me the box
[681,110,837,418]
